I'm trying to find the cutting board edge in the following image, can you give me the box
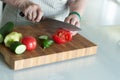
[12,46,97,70]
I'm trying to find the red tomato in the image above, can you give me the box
[53,28,72,44]
[21,36,37,51]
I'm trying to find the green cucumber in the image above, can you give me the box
[38,35,54,49]
[4,32,22,47]
[0,34,3,43]
[0,22,14,43]
[42,39,54,49]
[10,41,26,54]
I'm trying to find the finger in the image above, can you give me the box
[70,18,76,25]
[24,7,33,21]
[24,9,29,18]
[64,17,71,23]
[32,10,37,22]
[75,22,80,28]
[35,9,43,22]
[24,6,32,18]
[28,10,33,21]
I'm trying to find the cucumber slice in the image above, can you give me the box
[38,35,48,40]
[10,41,26,54]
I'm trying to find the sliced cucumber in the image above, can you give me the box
[38,35,54,49]
[4,32,22,47]
[38,35,48,40]
[10,41,26,54]
[42,39,54,49]
[0,22,14,43]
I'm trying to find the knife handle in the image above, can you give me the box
[19,12,46,21]
[19,12,25,17]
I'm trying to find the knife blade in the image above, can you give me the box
[42,18,81,31]
[19,12,81,31]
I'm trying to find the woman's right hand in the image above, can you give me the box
[19,1,43,22]
[2,0,43,22]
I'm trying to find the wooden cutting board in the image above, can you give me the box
[0,19,97,70]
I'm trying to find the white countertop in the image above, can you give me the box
[0,25,120,80]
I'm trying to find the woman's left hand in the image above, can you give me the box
[64,14,80,36]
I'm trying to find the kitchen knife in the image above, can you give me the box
[42,18,81,31]
[19,12,81,31]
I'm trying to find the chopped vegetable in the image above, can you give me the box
[42,39,54,49]
[10,41,26,54]
[53,28,72,44]
[38,35,54,49]
[0,22,14,43]
[4,32,22,47]
[38,35,48,40]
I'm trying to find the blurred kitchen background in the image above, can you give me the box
[82,0,120,26]
[0,0,120,26]
[0,0,120,45]
[0,1,2,25]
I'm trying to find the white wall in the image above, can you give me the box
[81,0,120,27]
[0,2,2,26]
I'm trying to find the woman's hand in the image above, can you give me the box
[65,0,87,36]
[64,14,80,36]
[3,0,44,22]
[20,1,43,22]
